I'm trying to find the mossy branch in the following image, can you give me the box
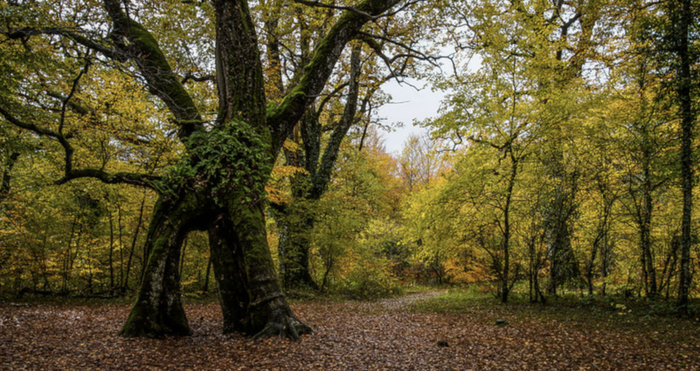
[102,0,203,143]
[311,45,363,199]
[266,0,402,154]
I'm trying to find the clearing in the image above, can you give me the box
[1,291,699,370]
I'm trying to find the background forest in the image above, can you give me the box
[1,0,699,316]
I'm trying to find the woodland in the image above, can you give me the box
[0,0,700,368]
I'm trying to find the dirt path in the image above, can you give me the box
[1,294,698,370]
[378,291,445,311]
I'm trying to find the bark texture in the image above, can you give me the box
[121,193,213,337]
[275,46,364,290]
[672,0,695,312]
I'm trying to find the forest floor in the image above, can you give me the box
[1,289,699,370]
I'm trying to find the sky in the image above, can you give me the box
[375,79,446,155]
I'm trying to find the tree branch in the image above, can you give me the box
[310,45,363,199]
[102,0,203,143]
[293,0,382,20]
[2,27,121,60]
[181,72,215,85]
[0,106,62,139]
[266,0,402,155]
[315,82,350,120]
[55,169,162,189]
[0,151,19,203]
[357,31,441,67]
[0,106,161,190]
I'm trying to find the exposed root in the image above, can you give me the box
[251,313,312,341]
[121,315,192,338]
[121,299,192,338]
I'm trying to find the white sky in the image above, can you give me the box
[376,79,446,155]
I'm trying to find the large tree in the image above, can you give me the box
[0,0,403,339]
[264,0,433,290]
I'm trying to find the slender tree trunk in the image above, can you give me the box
[117,200,125,290]
[39,233,52,292]
[320,258,334,292]
[641,164,657,297]
[500,150,518,303]
[109,209,115,288]
[666,246,679,300]
[202,255,212,293]
[658,233,677,295]
[0,151,19,204]
[528,237,535,303]
[123,196,146,292]
[62,216,78,293]
[674,0,694,312]
[588,193,615,297]
[586,243,597,297]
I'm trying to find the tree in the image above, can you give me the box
[663,0,700,312]
[623,0,699,306]
[273,44,367,290]
[311,135,402,295]
[1,0,404,339]
[267,0,436,290]
[397,133,444,192]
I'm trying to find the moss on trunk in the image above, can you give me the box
[221,190,312,339]
[276,213,318,291]
[121,193,211,338]
[208,219,250,333]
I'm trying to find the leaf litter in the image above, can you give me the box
[0,292,698,370]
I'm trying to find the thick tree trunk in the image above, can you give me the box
[277,212,318,290]
[208,218,250,334]
[121,193,210,337]
[224,191,311,339]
